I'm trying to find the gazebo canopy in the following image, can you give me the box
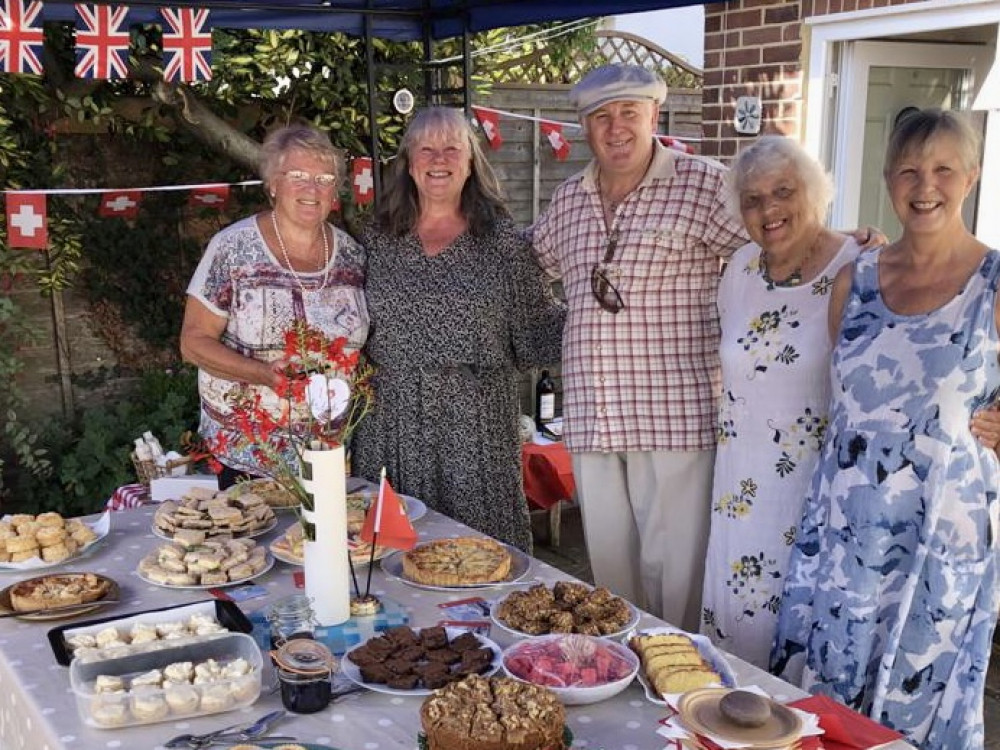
[39,1,706,41]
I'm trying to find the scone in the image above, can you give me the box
[90,694,130,727]
[164,683,200,714]
[199,683,232,712]
[131,686,169,722]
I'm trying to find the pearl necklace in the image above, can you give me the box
[271,210,330,293]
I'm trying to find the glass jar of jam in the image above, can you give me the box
[272,638,335,714]
[267,594,317,648]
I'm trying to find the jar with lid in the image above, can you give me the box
[272,638,335,714]
[266,594,317,648]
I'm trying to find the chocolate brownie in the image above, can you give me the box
[420,626,449,649]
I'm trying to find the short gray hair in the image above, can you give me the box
[259,124,342,195]
[884,107,981,177]
[725,135,834,225]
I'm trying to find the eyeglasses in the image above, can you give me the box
[281,170,338,189]
[590,229,626,314]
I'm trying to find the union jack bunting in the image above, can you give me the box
[159,7,212,82]
[0,0,45,75]
[74,3,131,80]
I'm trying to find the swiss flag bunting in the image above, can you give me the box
[99,190,142,218]
[352,157,374,205]
[0,0,45,75]
[658,135,695,155]
[541,121,570,161]
[188,184,229,210]
[159,7,212,83]
[74,4,132,80]
[6,192,48,249]
[359,471,417,551]
[472,107,503,150]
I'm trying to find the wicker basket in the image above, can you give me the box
[131,452,193,486]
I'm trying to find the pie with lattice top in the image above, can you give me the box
[402,537,511,586]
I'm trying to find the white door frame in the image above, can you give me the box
[802,0,1000,244]
[836,42,985,230]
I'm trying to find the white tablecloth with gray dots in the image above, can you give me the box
[0,503,914,750]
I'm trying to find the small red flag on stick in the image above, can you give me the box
[360,468,417,597]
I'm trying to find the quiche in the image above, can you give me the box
[402,537,512,586]
[9,572,111,612]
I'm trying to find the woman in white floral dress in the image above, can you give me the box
[699,137,861,668]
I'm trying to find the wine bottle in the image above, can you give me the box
[535,370,556,431]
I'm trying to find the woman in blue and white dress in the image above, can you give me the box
[770,109,1000,748]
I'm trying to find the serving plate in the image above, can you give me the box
[380,542,531,591]
[225,477,301,510]
[340,627,501,697]
[627,625,737,705]
[346,491,427,525]
[269,533,390,567]
[0,572,119,622]
[489,583,640,641]
[151,516,277,542]
[678,688,802,748]
[0,513,110,572]
[137,555,274,590]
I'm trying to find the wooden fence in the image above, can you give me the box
[11,82,701,422]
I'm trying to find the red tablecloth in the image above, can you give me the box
[522,441,575,511]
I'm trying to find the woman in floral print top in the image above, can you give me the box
[699,136,861,668]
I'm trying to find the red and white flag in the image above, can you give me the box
[6,192,47,249]
[159,7,212,82]
[0,0,45,75]
[541,121,570,161]
[74,3,131,80]
[352,156,374,206]
[658,135,695,155]
[188,184,229,210]
[472,107,503,150]
[359,470,417,551]
[99,190,142,218]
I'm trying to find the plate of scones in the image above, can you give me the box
[0,512,108,571]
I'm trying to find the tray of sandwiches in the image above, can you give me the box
[48,598,253,666]
[626,625,737,706]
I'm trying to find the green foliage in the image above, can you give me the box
[7,365,200,516]
[77,195,205,351]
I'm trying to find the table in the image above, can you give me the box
[0,503,913,750]
[522,440,575,546]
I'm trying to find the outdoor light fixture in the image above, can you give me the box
[734,95,763,135]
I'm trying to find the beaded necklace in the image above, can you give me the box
[271,210,330,294]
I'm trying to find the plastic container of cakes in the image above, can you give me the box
[69,631,262,729]
[48,599,253,666]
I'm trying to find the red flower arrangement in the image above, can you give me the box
[204,320,373,525]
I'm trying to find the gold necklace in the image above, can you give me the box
[271,210,330,293]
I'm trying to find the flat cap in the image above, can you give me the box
[570,64,667,117]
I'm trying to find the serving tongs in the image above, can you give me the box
[164,709,293,748]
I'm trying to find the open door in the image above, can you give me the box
[829,41,990,234]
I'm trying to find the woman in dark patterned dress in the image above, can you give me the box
[352,107,565,552]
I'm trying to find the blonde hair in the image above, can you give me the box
[883,108,981,177]
[259,125,342,198]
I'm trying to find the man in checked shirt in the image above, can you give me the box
[531,65,748,631]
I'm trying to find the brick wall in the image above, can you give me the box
[702,0,919,164]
